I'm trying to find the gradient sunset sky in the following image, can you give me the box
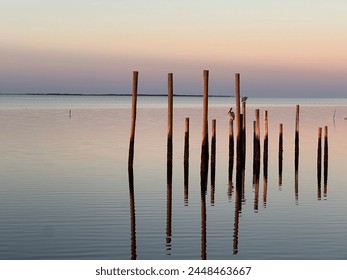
[1,0,347,97]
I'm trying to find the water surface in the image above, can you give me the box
[0,95,347,259]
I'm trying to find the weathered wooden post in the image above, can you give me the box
[184,117,189,206]
[317,127,322,184]
[324,126,328,186]
[235,73,242,169]
[200,70,209,181]
[211,119,216,185]
[317,127,322,200]
[263,110,268,178]
[278,123,283,186]
[128,71,138,168]
[242,99,246,164]
[295,105,300,170]
[255,109,261,164]
[167,73,173,171]
[228,117,234,182]
[210,119,216,206]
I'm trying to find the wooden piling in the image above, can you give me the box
[317,127,322,185]
[324,126,328,185]
[211,119,216,189]
[252,120,256,185]
[278,123,283,186]
[242,100,246,162]
[235,73,242,168]
[255,109,261,164]
[228,118,234,182]
[184,118,189,206]
[263,110,268,178]
[128,71,138,168]
[167,73,173,169]
[295,105,300,170]
[200,70,209,178]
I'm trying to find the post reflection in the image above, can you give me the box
[233,165,243,255]
[128,166,137,260]
[263,151,268,208]
[166,158,173,255]
[295,169,299,203]
[200,168,208,260]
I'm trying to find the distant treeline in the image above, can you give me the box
[0,93,232,97]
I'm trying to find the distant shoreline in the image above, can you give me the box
[0,93,232,98]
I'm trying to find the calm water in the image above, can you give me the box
[1,95,347,260]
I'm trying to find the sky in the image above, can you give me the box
[1,0,347,97]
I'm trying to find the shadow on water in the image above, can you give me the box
[128,166,137,260]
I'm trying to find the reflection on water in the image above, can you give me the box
[128,167,136,260]
[2,95,347,260]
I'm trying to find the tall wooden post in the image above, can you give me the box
[235,73,242,170]
[200,70,209,179]
[167,73,173,171]
[295,105,300,170]
[128,71,138,168]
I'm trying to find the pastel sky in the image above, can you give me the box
[1,0,347,97]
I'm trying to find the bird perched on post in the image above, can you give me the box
[241,96,248,102]
[227,107,235,120]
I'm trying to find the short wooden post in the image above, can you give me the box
[184,118,189,206]
[242,100,246,163]
[278,123,283,186]
[255,109,261,164]
[200,70,209,179]
[128,71,138,168]
[167,73,173,171]
[211,119,216,186]
[210,119,216,206]
[317,127,322,184]
[324,126,328,185]
[263,110,268,178]
[228,118,234,182]
[295,105,300,170]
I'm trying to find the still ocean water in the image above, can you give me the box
[1,95,347,260]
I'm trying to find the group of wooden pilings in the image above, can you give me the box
[127,70,330,259]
